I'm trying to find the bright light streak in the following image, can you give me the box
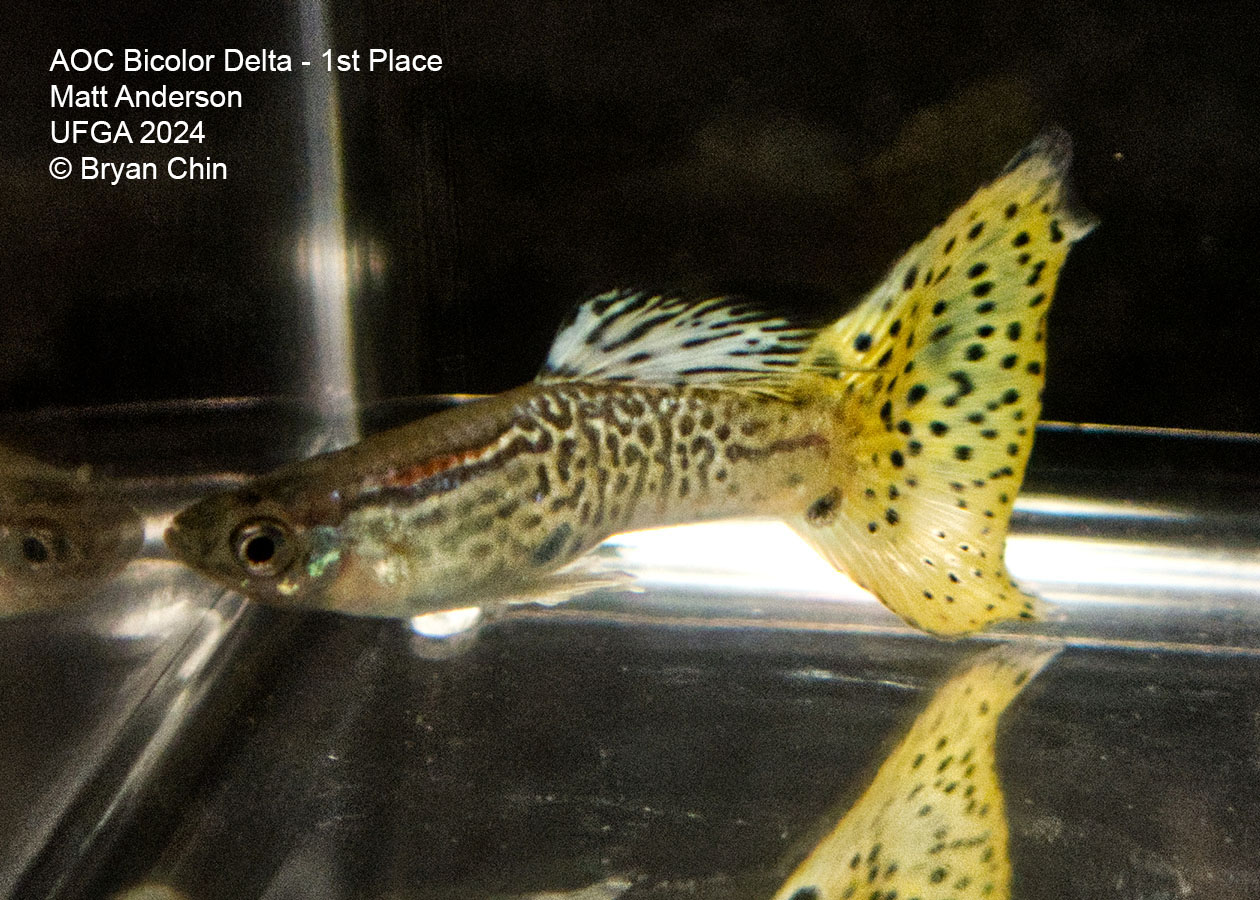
[602,519,875,602]
[410,606,484,638]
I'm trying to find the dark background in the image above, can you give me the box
[2,1,1258,431]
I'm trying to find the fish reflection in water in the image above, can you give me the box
[771,643,1058,900]
[0,445,143,615]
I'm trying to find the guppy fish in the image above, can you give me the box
[771,643,1058,900]
[166,129,1094,636]
[0,445,144,614]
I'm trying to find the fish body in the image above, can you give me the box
[168,381,853,615]
[166,129,1094,635]
[0,446,144,614]
[771,643,1059,900]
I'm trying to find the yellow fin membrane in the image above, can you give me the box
[794,128,1095,635]
[771,643,1059,900]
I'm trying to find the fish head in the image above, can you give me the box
[165,482,344,606]
[0,472,144,612]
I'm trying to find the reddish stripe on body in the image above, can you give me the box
[373,449,483,490]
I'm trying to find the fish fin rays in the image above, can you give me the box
[538,290,821,398]
[771,643,1060,900]
[792,128,1093,635]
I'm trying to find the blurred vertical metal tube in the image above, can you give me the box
[298,0,359,449]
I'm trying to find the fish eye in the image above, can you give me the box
[13,520,75,570]
[22,536,50,565]
[230,518,297,577]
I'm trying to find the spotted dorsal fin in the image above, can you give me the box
[771,643,1059,900]
[537,289,819,396]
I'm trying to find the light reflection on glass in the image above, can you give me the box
[297,0,358,449]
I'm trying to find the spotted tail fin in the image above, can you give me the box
[771,642,1059,900]
[793,128,1095,636]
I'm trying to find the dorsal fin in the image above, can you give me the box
[537,289,819,396]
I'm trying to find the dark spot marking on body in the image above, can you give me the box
[854,332,873,352]
[965,344,985,361]
[977,324,995,337]
[1027,260,1046,286]
[1026,360,1042,374]
[885,508,900,525]
[1013,230,1030,247]
[867,521,878,533]
[1001,354,1018,369]
[1005,202,1019,219]
[532,523,572,566]
[889,319,902,337]
[903,267,918,291]
[930,324,953,342]
[1050,219,1064,242]
[788,889,819,900]
[955,445,973,461]
[908,440,922,456]
[907,384,928,404]
[897,420,912,435]
[932,300,948,317]
[944,236,956,254]
[1002,389,1020,405]
[968,221,985,240]
[1007,322,1022,341]
[972,281,993,297]
[890,450,905,468]
[807,488,841,526]
[968,262,988,278]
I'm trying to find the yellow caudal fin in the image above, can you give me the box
[771,643,1059,900]
[793,128,1095,635]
